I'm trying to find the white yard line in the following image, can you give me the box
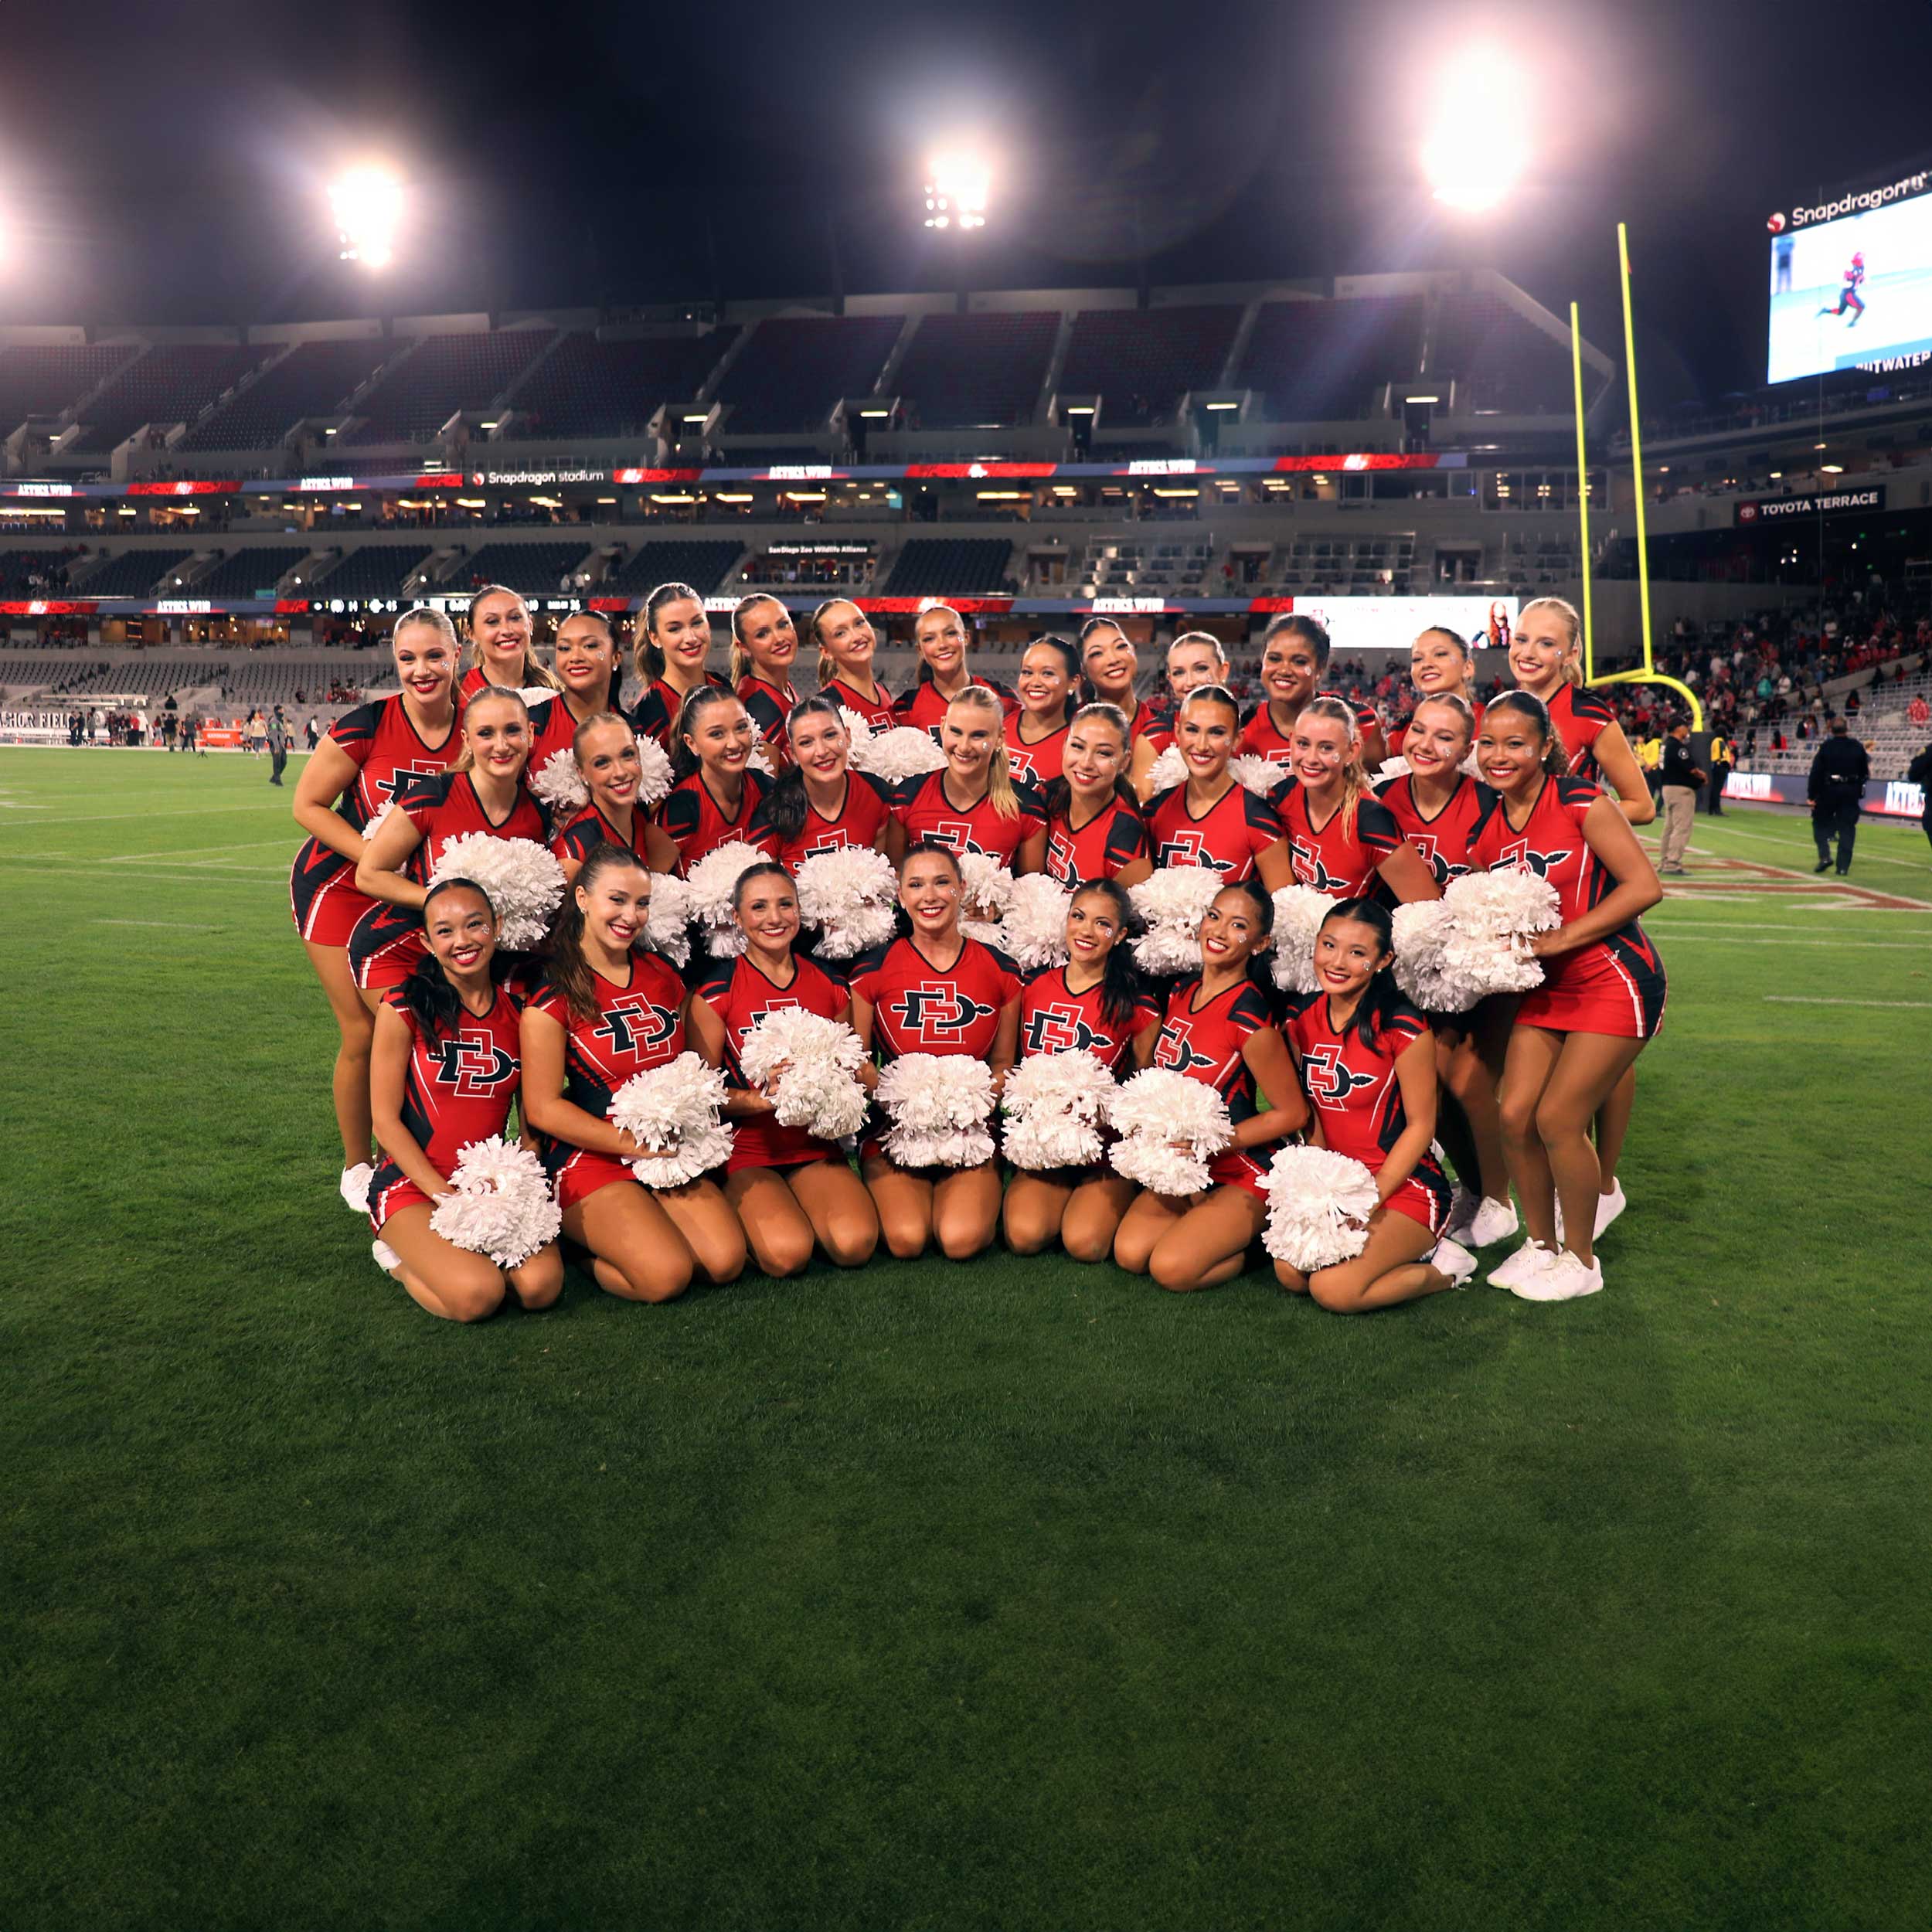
[1764,995,1932,1008]
[1663,933,1927,949]
[93,918,222,930]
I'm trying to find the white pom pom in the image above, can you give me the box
[850,723,948,783]
[1263,1145,1379,1271]
[1146,743,1188,791]
[1388,900,1464,1010]
[1229,754,1284,797]
[428,1136,562,1267]
[874,1053,996,1167]
[1128,865,1225,975]
[1268,885,1334,994]
[746,740,775,776]
[997,872,1073,971]
[610,1052,735,1188]
[645,872,691,968]
[1000,1046,1117,1170]
[632,734,674,808]
[794,844,900,959]
[1373,755,1413,784]
[739,1007,869,1141]
[1105,1066,1233,1196]
[1432,866,1563,1002]
[837,706,876,755]
[530,749,590,815]
[957,852,1014,920]
[430,834,567,951]
[682,839,770,959]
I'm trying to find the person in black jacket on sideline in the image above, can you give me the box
[1807,719,1870,875]
[1907,741,1932,857]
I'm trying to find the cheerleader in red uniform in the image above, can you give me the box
[291,606,465,1206]
[810,597,895,730]
[1390,624,1481,756]
[1472,692,1665,1303]
[886,685,1049,875]
[656,687,771,874]
[685,861,880,1274]
[1239,614,1387,774]
[1112,880,1309,1291]
[1375,692,1514,1250]
[1145,686,1292,886]
[849,842,1022,1260]
[548,713,679,883]
[368,878,563,1321]
[1043,703,1151,887]
[351,685,546,994]
[1274,900,1475,1310]
[628,580,729,749]
[1134,631,1232,783]
[730,594,802,760]
[1273,696,1440,904]
[520,846,746,1302]
[1002,879,1162,1260]
[748,696,894,869]
[1003,635,1086,786]
[522,610,628,777]
[891,603,1017,733]
[459,584,562,700]
[1077,616,1165,794]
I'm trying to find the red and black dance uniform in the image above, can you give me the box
[527,954,690,1210]
[891,770,1048,868]
[1468,776,1667,1039]
[1541,682,1618,786]
[748,770,895,871]
[1144,781,1283,880]
[523,694,588,776]
[658,769,771,875]
[1045,793,1147,885]
[628,671,732,750]
[1372,772,1495,889]
[693,952,852,1175]
[348,770,548,992]
[1238,692,1380,772]
[818,675,896,732]
[1002,714,1070,787]
[290,694,464,947]
[736,672,801,760]
[550,802,655,872]
[891,675,1018,734]
[1148,975,1285,1199]
[368,985,525,1233]
[1018,965,1158,1072]
[1272,783,1405,898]
[1280,990,1451,1238]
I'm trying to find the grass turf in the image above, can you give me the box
[3,747,1930,1929]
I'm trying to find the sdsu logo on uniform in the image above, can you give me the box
[1300,1043,1378,1102]
[1046,829,1079,882]
[1291,842,1349,892]
[427,1035,518,1096]
[929,818,989,858]
[1406,834,1462,887]
[802,829,858,858]
[382,760,448,804]
[892,983,995,1043]
[1022,1005,1109,1058]
[1152,1022,1215,1073]
[593,999,679,1056]
[1005,746,1039,783]
[1155,828,1226,871]
[1493,845,1569,880]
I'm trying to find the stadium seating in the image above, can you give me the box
[76,548,196,597]
[0,345,134,431]
[192,546,309,598]
[344,330,557,444]
[179,338,393,451]
[1233,296,1425,420]
[881,538,1012,595]
[1430,292,1573,413]
[602,539,745,597]
[0,549,87,596]
[713,316,903,434]
[1059,306,1243,423]
[895,312,1057,429]
[69,345,270,453]
[311,546,433,600]
[509,330,739,440]
[444,542,597,594]
[707,444,845,468]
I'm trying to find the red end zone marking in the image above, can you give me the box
[1664,855,1930,911]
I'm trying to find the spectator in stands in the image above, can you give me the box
[1808,719,1869,876]
[1908,693,1930,730]
[1657,719,1702,875]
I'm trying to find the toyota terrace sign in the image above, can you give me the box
[1735,485,1885,526]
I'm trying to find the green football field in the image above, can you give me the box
[4,747,1929,1929]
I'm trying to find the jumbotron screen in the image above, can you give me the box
[1767,173,1932,383]
[1289,594,1516,655]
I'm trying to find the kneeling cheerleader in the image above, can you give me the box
[686,861,881,1275]
[1002,879,1162,1260]
[1273,900,1476,1311]
[1111,879,1310,1292]
[848,841,1022,1261]
[367,878,563,1321]
[519,846,747,1302]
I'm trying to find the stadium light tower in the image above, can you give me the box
[330,166,405,268]
[923,152,991,231]
[1420,51,1528,211]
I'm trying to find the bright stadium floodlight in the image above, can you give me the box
[924,152,990,230]
[1420,51,1528,211]
[330,166,404,267]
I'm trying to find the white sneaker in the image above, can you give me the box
[1467,1196,1520,1247]
[340,1162,374,1213]
[1514,1251,1604,1302]
[372,1238,401,1273]
[1433,1236,1479,1287]
[1444,1187,1480,1242]
[1488,1239,1559,1290]
[1594,1181,1628,1239]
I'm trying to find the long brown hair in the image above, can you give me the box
[464,584,560,692]
[729,593,790,689]
[632,580,707,685]
[546,843,655,1020]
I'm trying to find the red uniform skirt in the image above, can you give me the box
[1515,934,1666,1041]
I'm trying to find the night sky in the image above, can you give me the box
[3,0,1929,406]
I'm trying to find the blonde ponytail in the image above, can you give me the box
[1520,596,1585,685]
[1301,694,1368,835]
[948,684,1018,821]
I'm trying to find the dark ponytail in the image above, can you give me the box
[668,684,743,784]
[1318,898,1407,1051]
[1215,875,1277,1004]
[1068,879,1147,1038]
[634,580,706,685]
[1486,689,1570,775]
[547,843,655,1019]
[400,878,497,1040]
[1021,634,1094,728]
[1262,610,1333,672]
[765,694,849,842]
[1041,700,1138,822]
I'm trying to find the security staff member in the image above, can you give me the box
[1807,718,1869,876]
[1906,741,1932,856]
[1657,719,1702,875]
[1704,730,1731,815]
[267,706,294,787]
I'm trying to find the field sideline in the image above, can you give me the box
[4,747,1930,1929]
